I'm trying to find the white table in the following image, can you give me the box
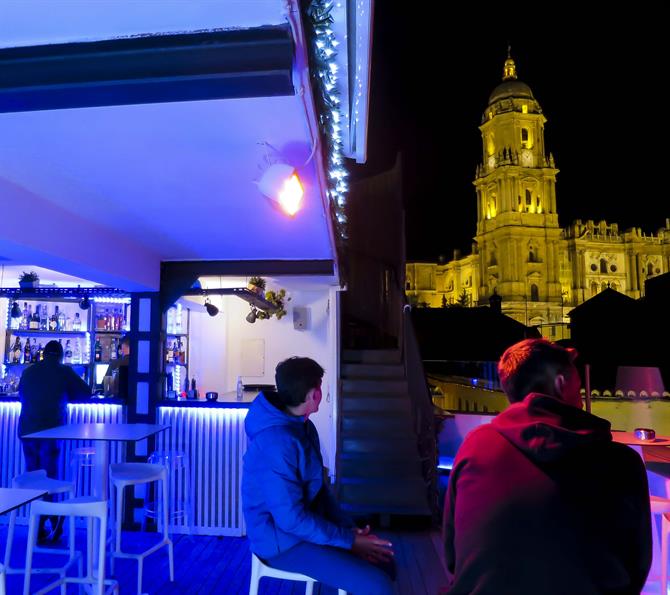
[0,487,47,516]
[23,423,169,501]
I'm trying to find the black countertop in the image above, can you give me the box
[158,390,258,409]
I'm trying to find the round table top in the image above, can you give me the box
[612,431,670,446]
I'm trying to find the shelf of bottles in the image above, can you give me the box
[2,295,131,389]
[165,303,189,398]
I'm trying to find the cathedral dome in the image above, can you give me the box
[488,79,535,104]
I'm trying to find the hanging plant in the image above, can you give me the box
[246,288,291,323]
[247,276,267,297]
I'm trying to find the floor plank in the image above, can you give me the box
[0,525,447,594]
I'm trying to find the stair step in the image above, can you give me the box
[340,453,423,479]
[339,478,429,510]
[342,395,411,413]
[342,350,402,364]
[341,364,405,379]
[342,379,408,394]
[341,414,414,436]
[342,437,418,455]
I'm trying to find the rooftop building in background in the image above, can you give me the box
[406,52,670,337]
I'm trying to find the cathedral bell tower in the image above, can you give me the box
[473,51,563,326]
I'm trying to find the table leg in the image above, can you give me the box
[92,440,110,578]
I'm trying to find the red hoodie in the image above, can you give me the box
[443,393,652,594]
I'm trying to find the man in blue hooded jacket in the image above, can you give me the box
[242,357,394,594]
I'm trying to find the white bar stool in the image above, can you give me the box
[249,553,346,595]
[0,561,5,595]
[145,450,193,533]
[24,497,118,595]
[3,470,75,577]
[109,462,174,595]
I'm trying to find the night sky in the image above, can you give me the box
[349,8,669,261]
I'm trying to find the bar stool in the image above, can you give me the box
[109,462,174,595]
[145,450,193,533]
[24,497,119,595]
[70,446,97,496]
[249,553,346,595]
[3,470,75,577]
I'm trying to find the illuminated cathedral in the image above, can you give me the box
[406,53,670,336]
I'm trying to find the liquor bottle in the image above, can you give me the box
[183,375,189,398]
[94,338,102,362]
[64,340,72,364]
[175,306,182,333]
[72,312,82,331]
[20,303,29,330]
[58,307,66,332]
[64,312,72,331]
[191,377,198,399]
[178,339,185,364]
[166,341,173,363]
[24,339,32,363]
[167,306,175,335]
[40,304,48,330]
[12,337,22,364]
[30,306,40,330]
[72,339,82,364]
[49,307,59,331]
[116,339,122,360]
[110,338,117,360]
[172,340,179,363]
[37,343,44,361]
[236,376,244,401]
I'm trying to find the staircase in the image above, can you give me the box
[337,349,431,517]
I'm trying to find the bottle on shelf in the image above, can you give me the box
[72,339,82,364]
[12,337,22,364]
[236,376,244,401]
[20,302,29,330]
[64,340,72,364]
[110,338,117,360]
[72,312,82,331]
[30,339,37,362]
[49,307,59,332]
[175,305,183,333]
[64,312,72,331]
[167,306,175,335]
[165,340,173,363]
[57,307,66,332]
[40,304,48,331]
[178,338,185,364]
[183,374,189,398]
[30,306,40,330]
[172,340,179,364]
[94,338,102,362]
[23,339,32,364]
[37,343,44,362]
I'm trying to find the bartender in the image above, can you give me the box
[104,334,130,399]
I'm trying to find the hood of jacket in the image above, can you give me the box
[491,393,612,463]
[245,390,305,440]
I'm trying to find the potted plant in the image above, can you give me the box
[18,271,40,290]
[247,288,290,323]
[247,276,266,297]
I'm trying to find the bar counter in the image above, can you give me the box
[154,390,259,536]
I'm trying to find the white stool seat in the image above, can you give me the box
[110,462,165,484]
[24,498,118,595]
[109,462,174,595]
[249,553,346,595]
[3,470,75,578]
[12,469,73,495]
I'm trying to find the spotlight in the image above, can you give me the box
[258,163,303,216]
[79,295,90,310]
[204,297,219,317]
[246,307,257,324]
[10,301,21,319]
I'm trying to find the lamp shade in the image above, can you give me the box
[258,163,303,216]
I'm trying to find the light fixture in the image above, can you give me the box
[204,296,219,317]
[10,301,21,319]
[79,295,90,310]
[257,163,304,216]
[246,307,257,324]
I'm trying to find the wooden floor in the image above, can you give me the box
[0,526,448,594]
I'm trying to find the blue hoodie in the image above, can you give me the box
[242,391,354,559]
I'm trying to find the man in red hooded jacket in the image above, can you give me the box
[443,339,652,594]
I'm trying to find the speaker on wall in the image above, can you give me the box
[293,306,310,330]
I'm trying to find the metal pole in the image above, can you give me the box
[584,364,591,413]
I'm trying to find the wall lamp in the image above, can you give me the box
[204,296,219,317]
[257,163,304,217]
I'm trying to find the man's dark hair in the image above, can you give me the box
[274,357,324,408]
[43,340,63,360]
[120,334,131,347]
[498,339,576,403]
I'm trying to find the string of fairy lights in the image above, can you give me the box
[303,0,349,239]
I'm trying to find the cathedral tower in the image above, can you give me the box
[473,51,563,325]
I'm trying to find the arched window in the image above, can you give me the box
[521,128,529,146]
[525,189,532,207]
[591,282,598,296]
[610,282,619,292]
[530,284,539,302]
[406,281,411,290]
[490,251,497,266]
[601,281,608,291]
[529,246,538,263]
[600,258,608,274]
[647,262,654,276]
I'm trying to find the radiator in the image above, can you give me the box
[156,406,248,536]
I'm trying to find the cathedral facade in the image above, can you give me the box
[406,55,670,336]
